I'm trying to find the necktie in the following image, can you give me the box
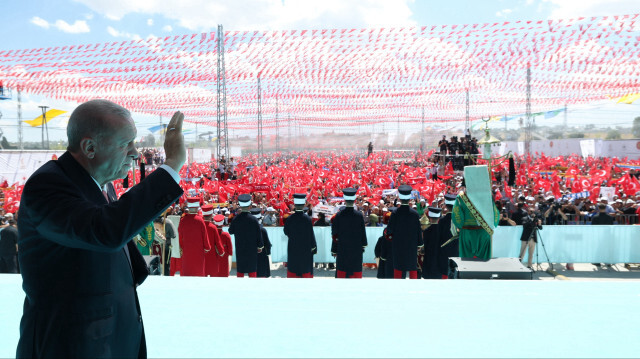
[103,189,110,203]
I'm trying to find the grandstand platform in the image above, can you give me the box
[1,273,638,358]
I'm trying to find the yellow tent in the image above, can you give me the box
[24,109,67,127]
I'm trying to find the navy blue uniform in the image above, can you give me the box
[257,225,271,277]
[386,205,423,272]
[283,211,317,276]
[437,212,458,276]
[421,224,441,279]
[229,212,263,274]
[331,207,367,274]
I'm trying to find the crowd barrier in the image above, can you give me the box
[167,217,640,264]
[557,213,639,225]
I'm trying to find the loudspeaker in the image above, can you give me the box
[448,257,532,280]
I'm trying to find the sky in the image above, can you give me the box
[1,0,640,145]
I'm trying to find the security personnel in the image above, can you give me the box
[251,208,272,278]
[331,188,367,278]
[386,185,423,279]
[421,207,442,279]
[437,194,458,279]
[228,194,263,277]
[283,193,317,278]
[178,197,211,276]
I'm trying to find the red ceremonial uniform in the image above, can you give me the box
[204,221,224,276]
[178,213,211,276]
[216,228,233,277]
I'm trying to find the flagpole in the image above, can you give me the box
[38,106,48,150]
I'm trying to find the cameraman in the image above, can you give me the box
[543,197,568,225]
[519,207,543,269]
[498,210,516,226]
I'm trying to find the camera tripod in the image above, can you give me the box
[534,226,553,272]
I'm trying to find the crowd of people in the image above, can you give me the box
[3,147,640,276]
[123,148,640,229]
[85,146,638,278]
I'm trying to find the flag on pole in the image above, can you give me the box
[24,109,67,127]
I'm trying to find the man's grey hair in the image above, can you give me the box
[67,99,131,152]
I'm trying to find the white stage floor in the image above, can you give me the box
[1,274,638,358]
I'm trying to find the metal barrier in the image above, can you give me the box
[548,213,638,225]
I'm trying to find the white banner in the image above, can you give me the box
[599,187,615,201]
[0,150,64,184]
[313,204,337,216]
[382,189,398,197]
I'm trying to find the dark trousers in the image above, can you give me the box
[0,255,17,273]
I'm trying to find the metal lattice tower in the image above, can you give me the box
[288,114,291,151]
[216,24,229,162]
[464,89,470,133]
[420,107,425,152]
[17,88,23,149]
[275,97,279,152]
[524,65,533,155]
[257,75,263,163]
[38,105,49,149]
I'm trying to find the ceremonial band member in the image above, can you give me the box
[451,166,499,261]
[228,194,263,278]
[16,100,185,358]
[213,214,233,277]
[437,194,458,279]
[331,188,367,278]
[251,208,272,278]
[202,204,224,277]
[283,193,317,278]
[386,185,423,279]
[179,197,211,276]
[421,207,442,279]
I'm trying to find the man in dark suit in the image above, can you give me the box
[591,203,615,225]
[591,203,615,267]
[16,99,186,359]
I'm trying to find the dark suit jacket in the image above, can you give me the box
[17,152,182,359]
[591,212,614,225]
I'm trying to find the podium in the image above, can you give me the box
[448,257,533,280]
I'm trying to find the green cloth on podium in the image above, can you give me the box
[136,222,154,256]
[451,165,499,260]
[451,195,499,260]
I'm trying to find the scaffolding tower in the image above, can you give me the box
[275,97,279,152]
[464,89,470,133]
[257,75,263,163]
[420,107,425,152]
[216,24,229,162]
[524,65,533,155]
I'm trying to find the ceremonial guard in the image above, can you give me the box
[374,228,393,279]
[451,166,499,260]
[178,197,211,276]
[437,194,460,279]
[202,204,225,277]
[228,194,263,277]
[421,207,442,279]
[213,214,233,277]
[169,218,182,276]
[331,188,367,278]
[251,208,273,278]
[386,185,423,279]
[283,193,317,278]
[437,194,458,278]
